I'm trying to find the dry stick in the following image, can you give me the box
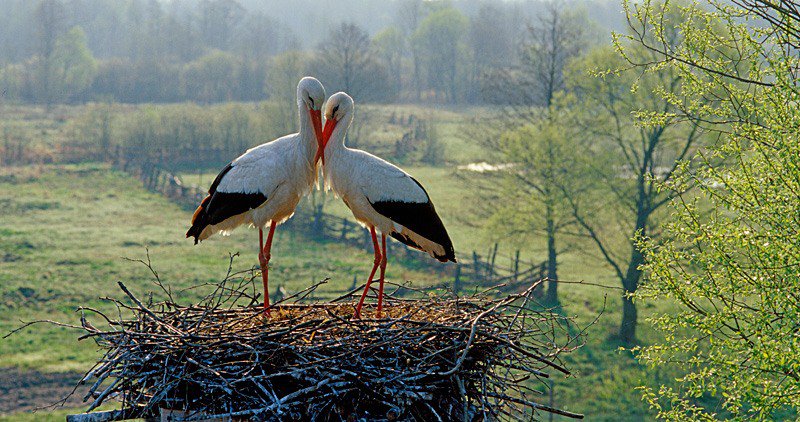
[3,319,84,339]
[117,282,185,336]
[66,408,144,422]
[437,288,538,377]
[184,374,346,421]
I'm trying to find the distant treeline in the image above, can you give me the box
[0,0,620,106]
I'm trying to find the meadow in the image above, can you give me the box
[0,102,684,420]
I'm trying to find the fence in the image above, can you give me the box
[0,140,547,294]
[121,154,547,294]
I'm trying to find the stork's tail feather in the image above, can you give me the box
[186,223,203,244]
[436,250,457,263]
[389,231,456,263]
[433,246,457,263]
[186,195,212,244]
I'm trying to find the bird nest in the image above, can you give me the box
[57,262,587,421]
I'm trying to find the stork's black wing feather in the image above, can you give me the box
[369,178,455,262]
[186,163,267,243]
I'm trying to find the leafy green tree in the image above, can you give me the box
[483,97,584,304]
[476,3,592,304]
[411,8,468,103]
[265,51,310,134]
[50,26,97,103]
[565,43,704,344]
[182,50,241,103]
[618,0,800,418]
[33,0,64,107]
[372,26,405,98]
[23,23,98,104]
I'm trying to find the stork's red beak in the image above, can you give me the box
[309,109,324,165]
[316,117,338,165]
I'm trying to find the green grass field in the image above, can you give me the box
[0,103,689,420]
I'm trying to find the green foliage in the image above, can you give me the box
[625,0,800,418]
[419,121,444,166]
[485,100,578,246]
[112,102,284,168]
[561,38,706,342]
[265,51,311,134]
[4,25,99,105]
[371,26,405,96]
[182,51,244,103]
[411,8,469,103]
[50,26,96,102]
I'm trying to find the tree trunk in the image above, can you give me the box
[544,203,559,305]
[619,294,637,343]
[618,240,644,344]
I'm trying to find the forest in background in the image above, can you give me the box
[0,0,622,105]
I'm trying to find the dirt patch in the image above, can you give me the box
[0,367,88,414]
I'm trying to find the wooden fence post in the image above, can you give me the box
[472,251,480,283]
[312,205,324,239]
[453,264,462,294]
[489,243,499,279]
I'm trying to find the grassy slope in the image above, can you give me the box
[0,164,453,418]
[0,103,684,420]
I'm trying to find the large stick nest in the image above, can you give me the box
[68,261,587,421]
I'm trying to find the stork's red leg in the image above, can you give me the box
[259,221,277,316]
[376,233,387,318]
[354,227,381,319]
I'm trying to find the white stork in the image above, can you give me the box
[186,77,326,315]
[319,92,456,318]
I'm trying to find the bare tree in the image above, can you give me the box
[395,0,425,99]
[565,45,705,344]
[311,23,389,102]
[199,0,245,50]
[483,2,591,108]
[472,3,592,304]
[530,4,588,106]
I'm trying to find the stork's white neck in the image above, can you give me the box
[296,103,317,165]
[324,111,354,161]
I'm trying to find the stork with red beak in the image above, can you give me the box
[319,92,456,318]
[186,77,326,315]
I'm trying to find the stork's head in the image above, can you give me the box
[297,77,326,163]
[316,92,355,165]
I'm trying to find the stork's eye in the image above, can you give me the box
[308,96,314,107]
[333,105,340,115]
